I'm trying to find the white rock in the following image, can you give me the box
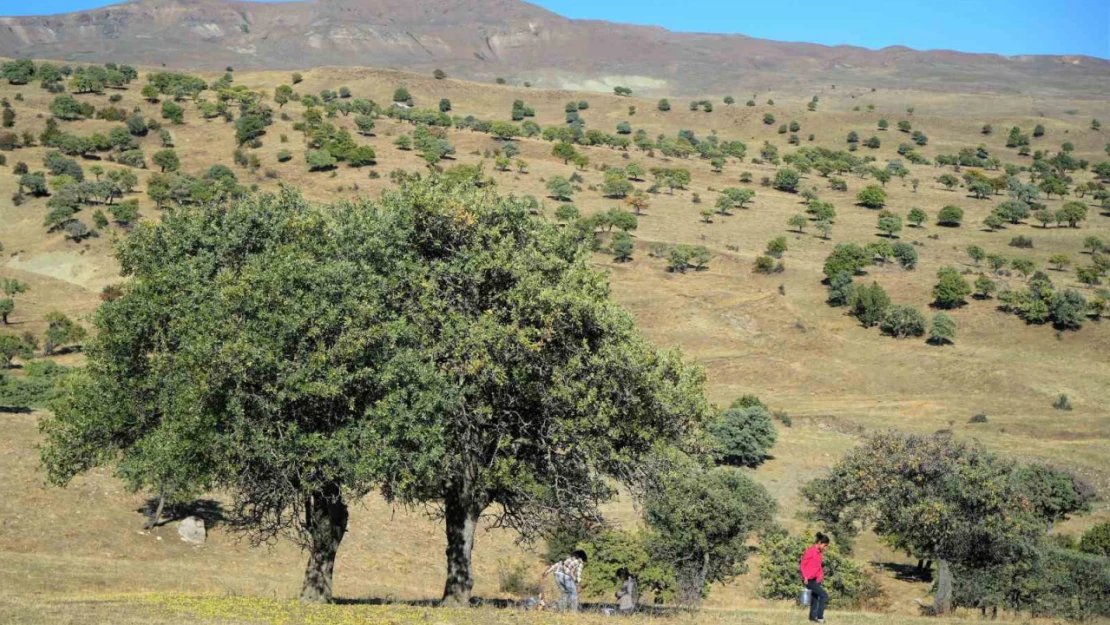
[178,516,206,544]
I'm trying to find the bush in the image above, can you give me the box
[1009,235,1034,249]
[305,149,337,172]
[773,168,800,193]
[953,547,1110,620]
[579,530,674,603]
[645,465,775,605]
[1053,394,1072,411]
[759,529,885,609]
[933,267,971,309]
[1079,521,1110,556]
[881,305,926,338]
[892,242,918,269]
[850,282,890,328]
[969,413,988,424]
[277,150,292,163]
[753,255,776,274]
[937,205,964,226]
[0,360,71,409]
[856,185,886,208]
[929,313,957,345]
[707,402,777,468]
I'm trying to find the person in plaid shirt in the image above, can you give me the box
[543,549,588,611]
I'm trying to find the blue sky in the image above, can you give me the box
[3,0,1107,58]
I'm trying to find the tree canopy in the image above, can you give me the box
[41,178,711,608]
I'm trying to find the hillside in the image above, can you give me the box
[1,59,1109,623]
[1,0,1108,97]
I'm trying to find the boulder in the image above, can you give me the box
[178,516,206,544]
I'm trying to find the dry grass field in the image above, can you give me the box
[1,61,1109,624]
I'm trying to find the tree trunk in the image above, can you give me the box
[933,559,953,615]
[299,482,349,603]
[145,493,165,530]
[441,487,483,607]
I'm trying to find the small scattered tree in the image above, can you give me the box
[856,185,886,208]
[787,214,808,233]
[707,400,777,468]
[546,175,574,201]
[850,282,890,328]
[933,267,972,309]
[937,205,964,226]
[881,305,926,338]
[151,149,180,173]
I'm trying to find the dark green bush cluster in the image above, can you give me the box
[953,548,1110,619]
[0,360,70,410]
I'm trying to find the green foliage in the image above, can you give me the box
[644,462,775,603]
[305,149,337,172]
[772,167,799,193]
[758,529,884,609]
[849,281,890,328]
[0,333,32,368]
[823,243,869,279]
[50,95,94,121]
[707,401,777,468]
[152,149,180,173]
[1080,522,1110,557]
[892,242,918,269]
[0,361,70,409]
[881,305,926,338]
[545,175,574,201]
[952,547,1110,620]
[611,232,634,262]
[579,530,674,602]
[855,185,886,208]
[392,86,413,105]
[933,267,972,309]
[235,113,267,145]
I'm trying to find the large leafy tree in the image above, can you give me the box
[369,179,711,605]
[40,188,429,603]
[803,432,1090,615]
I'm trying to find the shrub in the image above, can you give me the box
[1080,522,1110,557]
[1009,235,1034,249]
[850,282,890,328]
[772,168,799,193]
[754,255,776,274]
[933,267,972,309]
[881,305,926,338]
[759,529,885,609]
[277,150,292,163]
[1053,394,1072,411]
[856,185,886,208]
[892,242,918,269]
[305,149,337,172]
[969,413,988,424]
[707,402,777,468]
[937,205,964,226]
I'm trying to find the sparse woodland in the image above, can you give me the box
[1,58,1109,623]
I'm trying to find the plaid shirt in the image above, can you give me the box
[545,556,584,584]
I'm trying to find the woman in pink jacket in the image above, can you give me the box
[799,532,830,623]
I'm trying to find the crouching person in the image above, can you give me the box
[543,550,587,612]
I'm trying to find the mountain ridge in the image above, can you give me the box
[1,0,1107,96]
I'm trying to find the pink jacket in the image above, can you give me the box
[799,545,824,583]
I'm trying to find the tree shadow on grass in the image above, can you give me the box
[871,561,934,583]
[138,498,225,529]
[336,595,679,615]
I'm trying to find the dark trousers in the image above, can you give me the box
[806,579,828,621]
